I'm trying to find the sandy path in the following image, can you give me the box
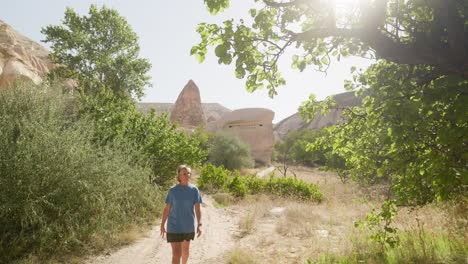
[84,196,238,264]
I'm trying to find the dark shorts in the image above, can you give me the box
[167,232,195,243]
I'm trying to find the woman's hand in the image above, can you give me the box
[160,204,171,239]
[160,224,166,238]
[197,225,202,238]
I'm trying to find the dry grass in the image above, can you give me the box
[115,225,147,246]
[222,166,377,262]
[225,165,466,263]
[238,210,257,237]
[236,195,276,237]
[212,192,237,208]
[225,248,261,264]
[276,202,320,238]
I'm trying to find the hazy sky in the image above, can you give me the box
[2,0,373,123]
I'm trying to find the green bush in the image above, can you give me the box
[80,89,207,186]
[197,163,232,192]
[0,83,163,262]
[207,132,254,170]
[243,175,266,193]
[265,176,323,201]
[274,128,336,167]
[229,176,248,198]
[198,164,322,201]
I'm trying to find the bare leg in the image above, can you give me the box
[181,240,191,264]
[171,242,182,264]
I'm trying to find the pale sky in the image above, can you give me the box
[1,0,373,123]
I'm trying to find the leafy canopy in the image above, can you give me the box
[197,0,467,248]
[195,0,467,95]
[196,0,467,205]
[306,61,467,205]
[42,5,151,98]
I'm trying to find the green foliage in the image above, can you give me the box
[243,175,266,194]
[0,83,163,262]
[228,176,247,198]
[197,163,233,192]
[79,89,207,186]
[264,175,323,201]
[191,126,211,159]
[197,1,467,94]
[198,164,323,201]
[355,200,400,250]
[309,223,467,264]
[42,5,151,98]
[274,129,329,167]
[309,61,467,205]
[203,0,230,15]
[197,0,466,205]
[207,132,254,170]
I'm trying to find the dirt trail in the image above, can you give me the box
[84,166,370,263]
[84,196,238,264]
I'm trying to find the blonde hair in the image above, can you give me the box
[176,165,192,182]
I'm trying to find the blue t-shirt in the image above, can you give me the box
[165,183,202,233]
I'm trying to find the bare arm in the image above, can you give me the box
[160,204,171,238]
[195,203,202,237]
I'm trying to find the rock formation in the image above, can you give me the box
[0,20,53,87]
[208,108,275,165]
[137,102,231,124]
[274,91,363,139]
[169,80,207,128]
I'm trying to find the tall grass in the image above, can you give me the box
[0,83,164,262]
[225,248,261,264]
[309,201,467,264]
[310,230,466,264]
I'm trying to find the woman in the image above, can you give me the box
[160,165,202,264]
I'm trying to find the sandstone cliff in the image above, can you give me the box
[0,20,52,87]
[274,91,363,139]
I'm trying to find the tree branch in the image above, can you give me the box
[291,25,468,78]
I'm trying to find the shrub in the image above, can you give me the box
[0,83,163,262]
[80,88,207,186]
[198,164,322,201]
[197,163,232,192]
[273,129,328,167]
[265,175,323,201]
[207,132,254,170]
[229,176,248,198]
[243,175,265,194]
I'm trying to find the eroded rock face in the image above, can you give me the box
[209,108,275,165]
[274,91,363,139]
[170,80,206,128]
[0,20,52,87]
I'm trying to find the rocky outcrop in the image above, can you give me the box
[274,91,363,139]
[0,20,53,87]
[203,103,232,122]
[169,80,207,128]
[209,108,275,165]
[137,102,231,123]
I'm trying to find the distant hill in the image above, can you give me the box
[136,102,231,122]
[273,91,363,139]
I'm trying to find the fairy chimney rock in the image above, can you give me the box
[0,20,53,87]
[170,80,206,128]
